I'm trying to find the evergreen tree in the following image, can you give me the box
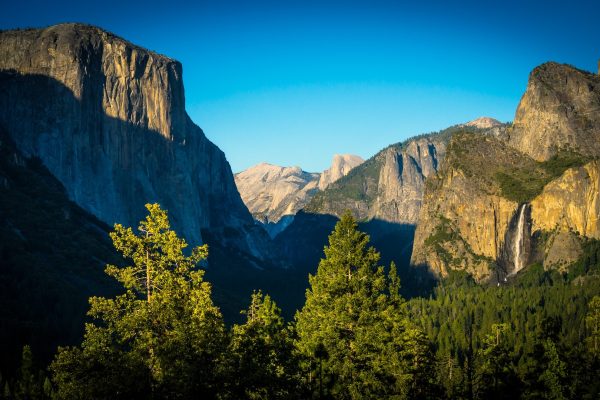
[474,323,520,400]
[586,296,600,357]
[223,290,304,399]
[51,204,226,399]
[521,316,568,400]
[295,212,435,399]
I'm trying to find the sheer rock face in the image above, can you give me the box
[411,159,599,281]
[306,135,447,225]
[317,154,364,190]
[371,138,446,224]
[411,63,600,282]
[234,154,363,237]
[530,161,600,239]
[410,134,520,282]
[411,129,600,282]
[509,62,600,161]
[0,23,273,260]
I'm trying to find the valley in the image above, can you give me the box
[0,18,599,400]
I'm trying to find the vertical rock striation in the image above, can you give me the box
[305,131,452,225]
[0,23,273,261]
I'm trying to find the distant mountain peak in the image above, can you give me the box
[319,154,364,190]
[235,154,363,236]
[462,117,502,129]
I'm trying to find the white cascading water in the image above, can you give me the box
[510,204,527,276]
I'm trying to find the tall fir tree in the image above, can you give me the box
[473,323,520,400]
[295,211,436,399]
[51,204,226,399]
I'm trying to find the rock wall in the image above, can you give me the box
[410,143,518,281]
[0,23,272,260]
[306,135,447,225]
[371,137,446,224]
[412,138,600,281]
[317,154,364,190]
[509,62,600,161]
[530,161,600,239]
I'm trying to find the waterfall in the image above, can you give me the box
[510,204,527,276]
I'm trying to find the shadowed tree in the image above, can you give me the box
[222,290,304,399]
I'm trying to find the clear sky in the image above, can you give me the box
[2,0,599,172]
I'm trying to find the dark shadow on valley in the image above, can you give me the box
[0,71,290,369]
[0,71,438,374]
[273,211,437,317]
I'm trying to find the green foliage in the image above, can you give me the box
[424,216,457,247]
[443,132,588,203]
[474,324,520,399]
[50,204,226,399]
[407,264,600,399]
[586,296,600,357]
[295,211,436,399]
[568,238,600,279]
[0,345,51,400]
[223,291,304,399]
[495,151,588,203]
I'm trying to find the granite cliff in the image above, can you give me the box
[0,127,118,370]
[317,154,364,190]
[411,62,600,282]
[276,121,499,294]
[508,62,600,161]
[234,154,363,237]
[303,123,497,224]
[0,23,273,262]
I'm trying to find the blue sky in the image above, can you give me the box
[2,1,599,172]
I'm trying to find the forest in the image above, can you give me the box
[1,204,599,399]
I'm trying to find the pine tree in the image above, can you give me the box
[223,290,304,399]
[586,296,600,357]
[51,204,226,399]
[295,211,435,399]
[474,323,520,400]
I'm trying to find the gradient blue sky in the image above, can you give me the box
[2,0,599,172]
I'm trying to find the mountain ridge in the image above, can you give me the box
[235,154,363,237]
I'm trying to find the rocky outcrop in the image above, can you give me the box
[411,135,600,282]
[306,131,451,225]
[317,154,364,190]
[0,23,273,261]
[463,117,502,129]
[370,137,447,223]
[411,62,600,282]
[410,133,522,281]
[508,62,600,161]
[234,155,363,237]
[235,163,320,236]
[530,161,600,239]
